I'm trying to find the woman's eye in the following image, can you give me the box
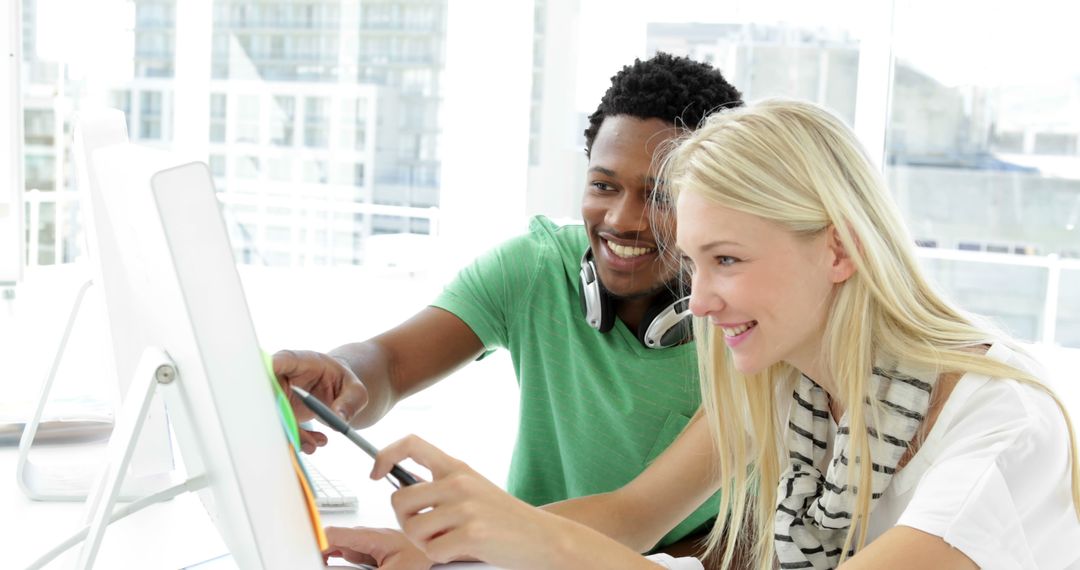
[717,256,740,267]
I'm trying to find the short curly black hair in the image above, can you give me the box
[584,52,743,157]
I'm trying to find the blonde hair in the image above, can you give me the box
[660,99,1080,568]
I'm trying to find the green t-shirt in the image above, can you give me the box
[432,216,719,547]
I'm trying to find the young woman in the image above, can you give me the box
[328,100,1080,570]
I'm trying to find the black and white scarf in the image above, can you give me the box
[774,366,934,569]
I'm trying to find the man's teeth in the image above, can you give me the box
[721,322,757,337]
[607,240,656,259]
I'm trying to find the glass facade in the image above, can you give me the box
[19,0,447,268]
[640,12,1080,348]
[12,0,1080,346]
[885,0,1080,346]
[647,22,860,125]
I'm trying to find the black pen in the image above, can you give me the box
[289,385,420,487]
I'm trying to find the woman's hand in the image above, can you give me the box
[323,526,435,570]
[371,435,582,569]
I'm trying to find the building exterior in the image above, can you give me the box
[22,0,447,268]
[647,22,860,125]
[524,0,587,221]
[17,5,1079,346]
[647,22,1080,347]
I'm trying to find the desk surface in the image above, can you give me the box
[2,438,496,569]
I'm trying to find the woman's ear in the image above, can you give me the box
[827,226,856,284]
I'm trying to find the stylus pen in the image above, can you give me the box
[289,385,420,487]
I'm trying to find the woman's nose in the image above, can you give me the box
[687,273,722,317]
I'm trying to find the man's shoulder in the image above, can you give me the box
[520,215,587,265]
[453,216,586,293]
[525,215,585,244]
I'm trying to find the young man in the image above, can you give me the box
[275,52,742,558]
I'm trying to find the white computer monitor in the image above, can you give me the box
[16,110,176,502]
[75,141,325,568]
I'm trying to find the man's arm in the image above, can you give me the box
[275,307,485,438]
[331,306,486,427]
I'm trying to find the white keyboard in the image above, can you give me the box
[300,455,358,513]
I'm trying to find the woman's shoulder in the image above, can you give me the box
[926,347,1069,466]
[886,346,1079,568]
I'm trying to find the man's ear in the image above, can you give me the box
[827,226,856,284]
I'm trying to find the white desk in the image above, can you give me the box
[2,437,497,569]
[2,436,375,568]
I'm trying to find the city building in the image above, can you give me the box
[645,22,1080,346]
[21,0,448,268]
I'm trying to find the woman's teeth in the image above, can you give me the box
[721,321,757,337]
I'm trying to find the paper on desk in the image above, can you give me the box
[0,395,113,423]
[0,396,114,445]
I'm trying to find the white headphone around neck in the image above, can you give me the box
[578,249,692,349]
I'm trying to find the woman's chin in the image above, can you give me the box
[730,356,761,375]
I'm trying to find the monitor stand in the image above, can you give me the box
[16,278,175,502]
[78,346,195,569]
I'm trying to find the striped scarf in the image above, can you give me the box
[774,367,934,569]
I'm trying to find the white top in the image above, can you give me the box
[646,553,704,570]
[856,343,1080,569]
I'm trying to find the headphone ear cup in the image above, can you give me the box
[636,290,673,346]
[636,299,668,346]
[579,253,616,333]
[637,290,693,349]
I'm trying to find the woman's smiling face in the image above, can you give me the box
[675,190,849,377]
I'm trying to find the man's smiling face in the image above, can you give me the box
[581,115,680,299]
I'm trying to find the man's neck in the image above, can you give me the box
[615,295,659,333]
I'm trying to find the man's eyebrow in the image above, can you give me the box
[587,166,616,177]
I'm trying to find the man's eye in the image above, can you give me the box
[591,181,615,192]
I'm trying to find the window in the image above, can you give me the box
[234,155,260,179]
[234,94,261,144]
[267,157,293,182]
[13,0,1071,353]
[139,90,164,140]
[303,96,329,148]
[24,155,55,191]
[209,93,227,142]
[23,108,53,146]
[303,160,328,184]
[269,95,295,147]
[209,154,226,177]
[886,0,1080,346]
